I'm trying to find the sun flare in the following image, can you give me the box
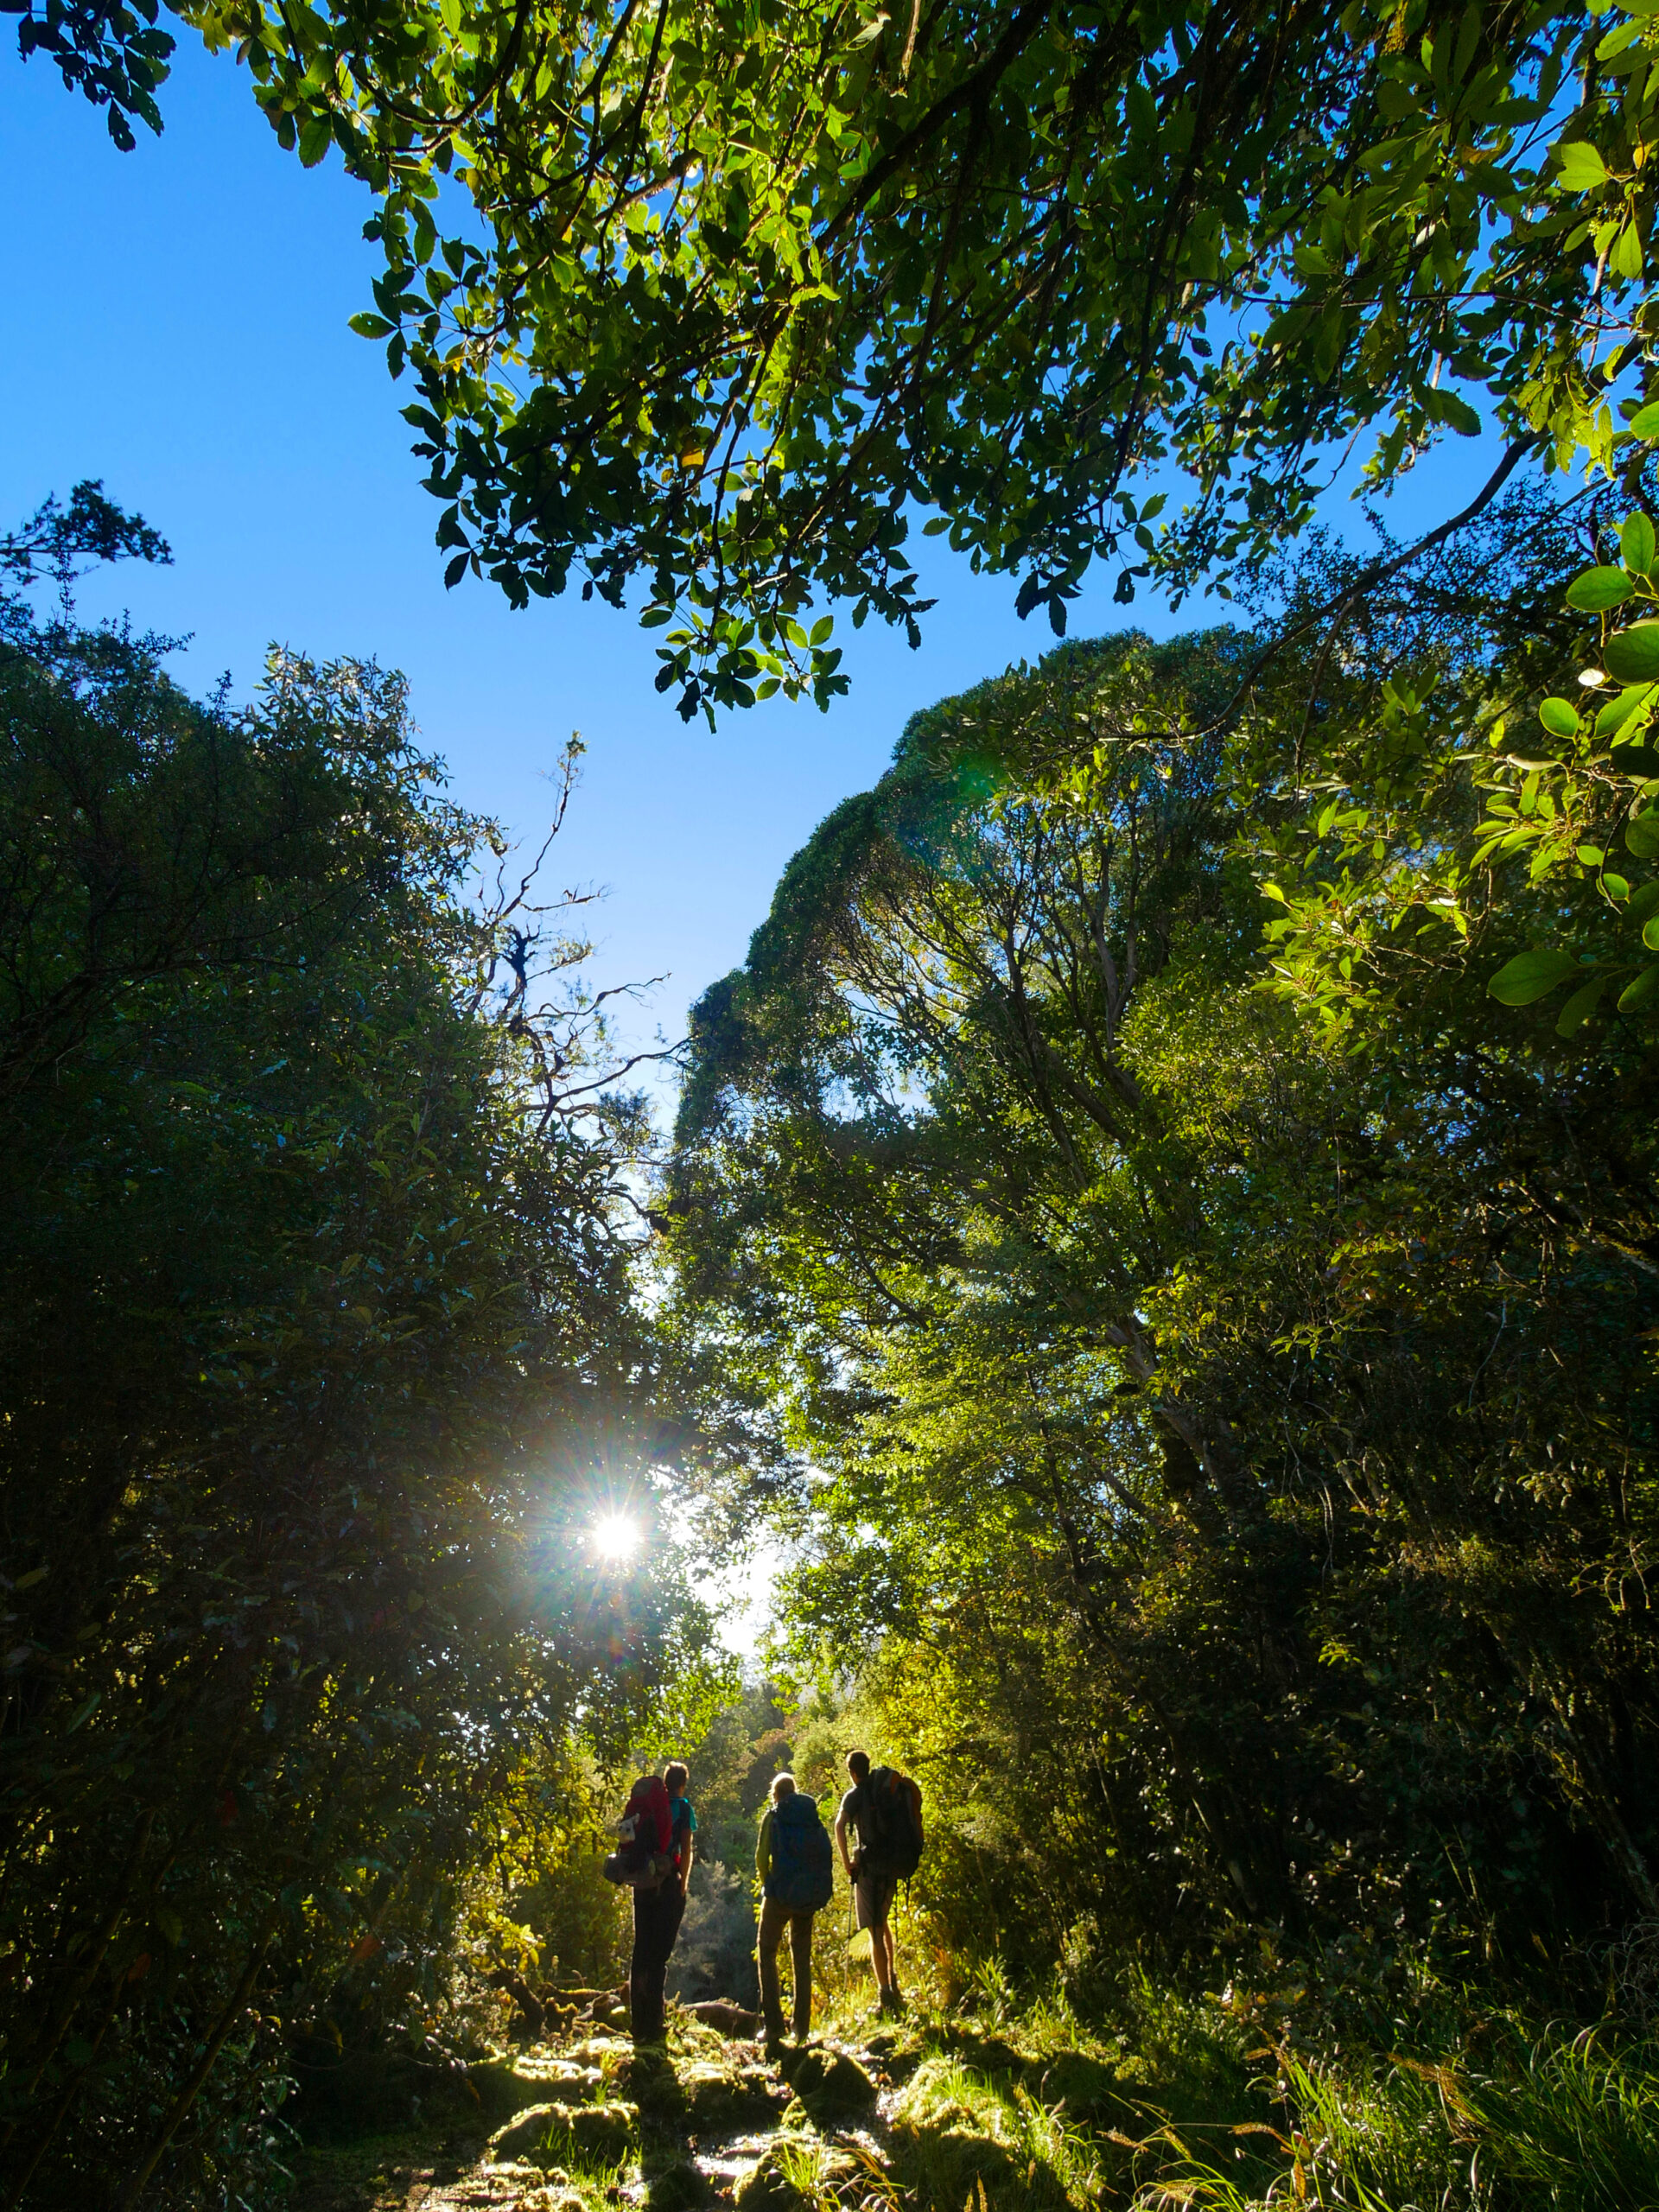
[591,1512,641,1561]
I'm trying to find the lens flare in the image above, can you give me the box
[592,1512,640,1560]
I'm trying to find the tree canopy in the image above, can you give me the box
[663,510,1658,1974]
[16,0,1659,719]
[0,495,725,2206]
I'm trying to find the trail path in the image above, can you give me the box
[296,2004,915,2212]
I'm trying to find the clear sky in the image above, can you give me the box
[3,36,1497,1093]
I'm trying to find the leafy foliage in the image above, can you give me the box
[139,0,1658,721]
[7,0,175,146]
[0,502,710,2206]
[664,608,1659,1998]
[1249,480,1659,1042]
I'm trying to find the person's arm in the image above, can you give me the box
[834,1802,855,1880]
[755,1809,772,1885]
[680,1813,696,1897]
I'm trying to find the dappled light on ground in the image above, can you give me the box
[290,1977,1659,2212]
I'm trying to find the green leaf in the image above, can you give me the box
[1538,696,1580,738]
[1431,389,1482,437]
[1618,961,1659,1010]
[1643,915,1659,950]
[1622,513,1656,574]
[1556,975,1609,1034]
[1595,684,1654,735]
[1597,17,1643,55]
[1554,140,1611,190]
[1628,808,1659,857]
[1603,622,1659,682]
[348,313,395,340]
[297,111,332,168]
[1564,566,1634,611]
[809,616,834,646]
[1487,949,1580,1003]
[1631,401,1659,441]
[1612,222,1645,281]
[1630,880,1659,922]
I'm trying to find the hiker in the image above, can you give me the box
[754,1771,834,2053]
[626,1763,696,2045]
[835,1749,924,2018]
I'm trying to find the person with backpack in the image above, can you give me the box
[753,1771,834,2054]
[618,1764,696,2045]
[834,1749,924,2019]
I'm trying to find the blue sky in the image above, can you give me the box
[3,36,1498,1101]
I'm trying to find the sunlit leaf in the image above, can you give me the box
[1621,513,1656,574]
[1564,566,1634,611]
[1554,140,1611,189]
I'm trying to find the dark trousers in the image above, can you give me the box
[757,1895,815,2042]
[630,1880,684,2043]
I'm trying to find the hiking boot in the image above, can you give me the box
[887,1987,907,2018]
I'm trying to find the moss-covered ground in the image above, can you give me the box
[286,1975,1295,2212]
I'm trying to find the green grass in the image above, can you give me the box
[288,1967,1659,2212]
[1463,2027,1659,2211]
[887,2051,1117,2209]
[1137,2026,1659,2212]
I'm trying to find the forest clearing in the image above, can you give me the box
[5,0,1659,2199]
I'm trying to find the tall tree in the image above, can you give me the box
[664,611,1659,1975]
[0,497,709,2206]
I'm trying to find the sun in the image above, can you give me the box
[592,1512,641,1561]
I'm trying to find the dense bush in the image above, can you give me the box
[664,482,1659,2009]
[0,492,708,2207]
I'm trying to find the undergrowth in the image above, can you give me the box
[287,1969,1659,2212]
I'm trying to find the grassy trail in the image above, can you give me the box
[288,1980,1272,2212]
[289,1977,1659,2212]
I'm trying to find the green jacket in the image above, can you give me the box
[754,1806,775,1885]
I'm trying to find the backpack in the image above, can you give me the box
[667,1794,695,1877]
[764,1792,835,1910]
[602,1775,675,1889]
[862,1767,924,1878]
